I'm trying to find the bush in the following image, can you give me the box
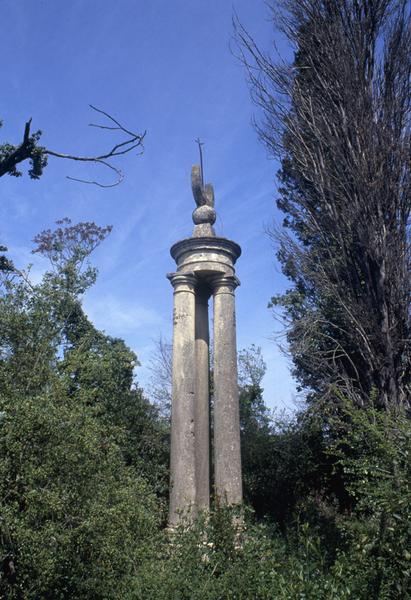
[133,400,411,600]
[131,507,375,600]
[327,400,411,599]
[0,387,160,599]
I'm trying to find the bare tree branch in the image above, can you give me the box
[0,105,146,186]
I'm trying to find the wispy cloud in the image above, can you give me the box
[83,295,163,336]
[2,0,297,410]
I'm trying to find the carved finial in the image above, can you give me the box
[191,140,216,237]
[191,166,215,207]
[191,167,216,237]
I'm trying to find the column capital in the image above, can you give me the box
[167,272,197,292]
[210,274,240,295]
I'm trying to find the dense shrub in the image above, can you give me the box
[0,388,159,600]
[131,508,369,599]
[1,218,408,599]
[132,402,410,600]
[0,221,165,598]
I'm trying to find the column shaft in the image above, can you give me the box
[213,277,243,505]
[168,273,197,526]
[195,290,210,511]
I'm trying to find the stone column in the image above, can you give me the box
[195,287,211,511]
[167,272,197,526]
[212,275,243,505]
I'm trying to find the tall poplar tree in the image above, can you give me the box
[238,0,410,408]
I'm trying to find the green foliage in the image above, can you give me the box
[132,401,410,600]
[244,410,334,525]
[327,400,411,598]
[0,220,165,598]
[58,307,169,496]
[237,348,336,525]
[238,368,410,598]
[132,507,371,600]
[0,119,47,179]
[0,388,158,599]
[0,219,409,599]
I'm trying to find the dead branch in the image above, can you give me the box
[0,105,146,186]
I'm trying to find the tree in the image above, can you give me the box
[0,105,145,187]
[0,219,165,597]
[238,345,270,431]
[147,336,173,417]
[60,313,170,496]
[237,0,411,409]
[237,345,273,515]
[0,384,159,599]
[237,347,334,524]
[327,399,411,598]
[146,340,269,422]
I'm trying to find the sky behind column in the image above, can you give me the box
[0,0,298,409]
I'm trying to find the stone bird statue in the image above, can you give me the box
[191,166,216,237]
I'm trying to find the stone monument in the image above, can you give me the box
[167,165,243,526]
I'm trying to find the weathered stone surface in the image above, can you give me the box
[212,275,243,505]
[167,272,197,526]
[191,165,216,237]
[170,237,241,277]
[167,166,243,526]
[195,288,211,511]
[192,205,216,225]
[191,165,214,208]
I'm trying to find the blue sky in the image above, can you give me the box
[1,0,297,409]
